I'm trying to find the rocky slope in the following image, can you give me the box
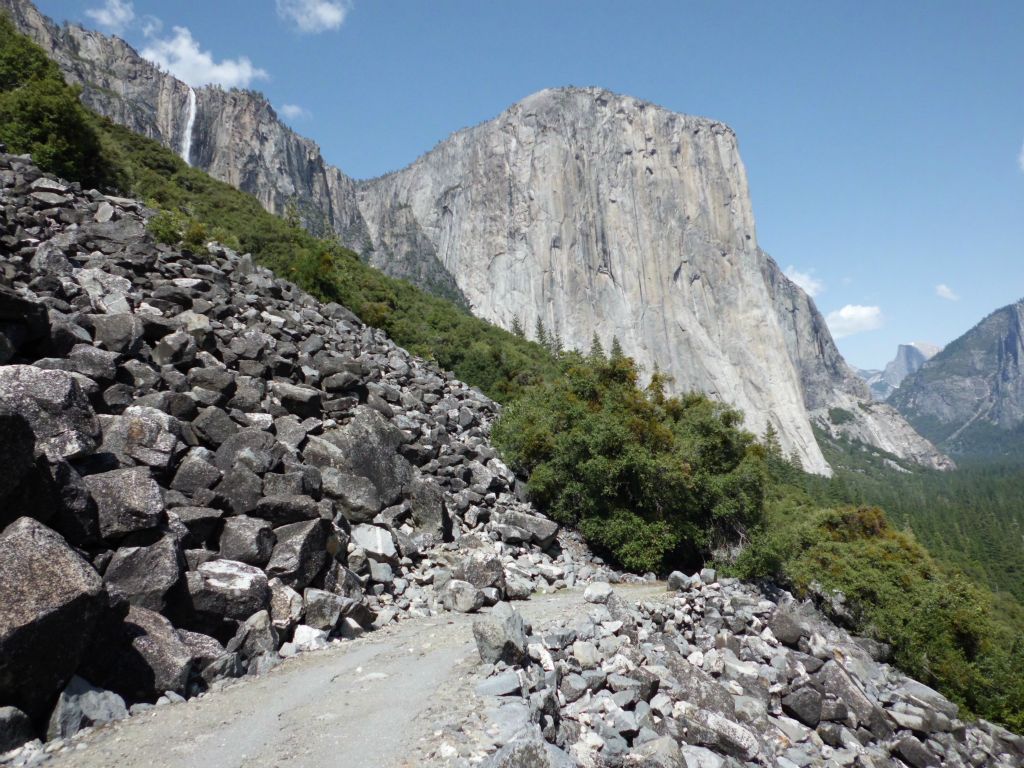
[0,151,629,757]
[858,343,940,400]
[459,577,1024,768]
[1,0,950,476]
[0,155,1020,767]
[890,300,1024,458]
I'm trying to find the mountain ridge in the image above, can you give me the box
[0,0,952,475]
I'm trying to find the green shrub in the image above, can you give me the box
[493,351,766,572]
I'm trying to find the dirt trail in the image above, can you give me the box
[45,584,667,768]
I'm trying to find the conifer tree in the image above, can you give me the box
[589,333,605,361]
[610,336,625,361]
[510,315,525,338]
[534,317,548,348]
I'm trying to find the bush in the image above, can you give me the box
[493,351,766,572]
[730,493,1024,730]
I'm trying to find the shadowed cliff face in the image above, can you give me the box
[891,300,1024,457]
[2,0,950,474]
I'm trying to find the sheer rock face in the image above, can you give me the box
[3,0,948,473]
[358,88,948,474]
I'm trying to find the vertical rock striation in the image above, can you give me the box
[2,0,949,473]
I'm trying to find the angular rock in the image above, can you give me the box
[46,676,128,740]
[98,406,183,470]
[0,365,100,461]
[442,579,485,613]
[350,524,398,563]
[103,535,183,612]
[265,520,328,589]
[186,559,270,622]
[219,516,276,567]
[484,734,575,768]
[472,602,528,664]
[0,706,35,753]
[268,578,304,631]
[85,467,165,540]
[0,518,105,719]
[252,494,321,525]
[80,606,192,702]
[497,510,558,549]
[782,686,822,728]
[454,551,505,591]
[302,588,345,632]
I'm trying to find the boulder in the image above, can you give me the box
[85,467,165,540]
[350,524,398,563]
[103,535,184,612]
[79,606,192,703]
[441,580,485,613]
[496,510,558,550]
[454,551,505,591]
[662,650,736,718]
[219,516,276,567]
[406,476,450,540]
[214,429,284,475]
[484,733,575,768]
[91,313,144,355]
[265,520,328,589]
[0,518,105,719]
[97,406,183,470]
[0,706,35,753]
[185,559,270,622]
[781,686,822,727]
[472,602,528,664]
[320,468,381,522]
[46,676,128,740]
[308,407,412,506]
[0,365,99,461]
[268,578,303,631]
[302,588,345,632]
[768,604,807,647]
[583,581,613,604]
[252,494,321,525]
[226,610,278,661]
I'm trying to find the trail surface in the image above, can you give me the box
[46,584,667,768]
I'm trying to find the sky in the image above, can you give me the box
[37,0,1024,370]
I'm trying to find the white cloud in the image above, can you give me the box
[826,304,884,339]
[85,0,135,34]
[141,27,268,89]
[140,15,163,38]
[935,283,959,302]
[276,0,349,33]
[784,265,824,298]
[280,104,312,120]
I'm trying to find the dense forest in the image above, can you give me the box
[3,12,1023,731]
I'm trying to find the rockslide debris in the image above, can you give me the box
[0,152,627,761]
[466,577,1024,767]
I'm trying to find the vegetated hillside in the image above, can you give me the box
[4,14,1024,732]
[891,299,1024,459]
[816,438,1024,604]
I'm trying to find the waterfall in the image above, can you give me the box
[179,87,197,166]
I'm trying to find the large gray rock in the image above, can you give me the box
[662,650,736,718]
[0,409,37,510]
[103,535,183,612]
[454,551,505,592]
[0,706,35,753]
[483,733,575,768]
[472,602,528,664]
[309,407,411,505]
[495,510,557,549]
[46,675,128,740]
[186,559,270,622]
[219,516,276,567]
[265,520,328,589]
[0,518,106,719]
[97,406,184,470]
[441,580,485,613]
[85,467,165,540]
[80,606,192,702]
[0,365,100,461]
[350,524,398,563]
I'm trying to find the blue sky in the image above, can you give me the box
[38,0,1024,369]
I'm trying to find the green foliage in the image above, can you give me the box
[493,353,766,572]
[730,487,1024,731]
[0,14,115,189]
[827,407,855,425]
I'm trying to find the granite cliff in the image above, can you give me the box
[1,0,950,474]
[891,300,1024,458]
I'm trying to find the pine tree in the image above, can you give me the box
[763,422,782,457]
[551,332,564,355]
[589,333,605,361]
[510,315,525,338]
[610,336,625,361]
[534,318,548,348]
